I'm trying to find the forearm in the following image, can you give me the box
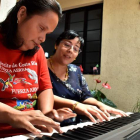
[0,102,21,124]
[82,97,105,108]
[54,95,76,110]
[37,89,54,115]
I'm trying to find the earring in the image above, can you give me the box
[55,46,56,49]
[74,58,76,60]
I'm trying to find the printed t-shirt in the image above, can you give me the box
[0,35,52,138]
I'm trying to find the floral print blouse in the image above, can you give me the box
[49,64,92,102]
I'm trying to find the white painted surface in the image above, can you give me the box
[0,0,16,22]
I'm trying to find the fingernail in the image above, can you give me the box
[55,122,60,125]
[55,114,59,118]
[36,129,41,134]
[60,129,63,133]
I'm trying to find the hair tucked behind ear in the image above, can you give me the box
[0,0,62,56]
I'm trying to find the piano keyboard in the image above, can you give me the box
[1,112,140,140]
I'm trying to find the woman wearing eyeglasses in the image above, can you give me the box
[47,30,127,126]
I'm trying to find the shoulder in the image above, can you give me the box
[68,64,81,73]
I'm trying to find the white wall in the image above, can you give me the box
[0,0,16,22]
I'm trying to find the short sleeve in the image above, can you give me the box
[37,46,52,94]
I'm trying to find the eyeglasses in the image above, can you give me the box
[61,41,82,54]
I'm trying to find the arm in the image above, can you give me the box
[54,95,109,122]
[0,102,21,123]
[54,95,76,110]
[38,91,77,122]
[37,89,54,115]
[83,97,127,117]
[82,97,102,106]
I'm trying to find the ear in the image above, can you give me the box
[54,45,57,50]
[17,6,27,23]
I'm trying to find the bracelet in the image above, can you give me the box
[72,102,79,111]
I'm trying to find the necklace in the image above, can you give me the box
[49,57,68,81]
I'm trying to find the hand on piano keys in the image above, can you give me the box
[3,112,140,140]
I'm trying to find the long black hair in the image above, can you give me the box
[0,0,62,56]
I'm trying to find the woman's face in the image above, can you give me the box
[55,37,81,65]
[17,7,59,51]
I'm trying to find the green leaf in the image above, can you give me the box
[90,90,117,108]
[96,64,99,67]
[102,98,117,108]
[90,90,97,98]
[133,98,140,112]
[96,90,106,99]
[33,100,37,107]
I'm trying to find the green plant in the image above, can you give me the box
[91,65,117,108]
[90,89,117,108]
[133,98,140,112]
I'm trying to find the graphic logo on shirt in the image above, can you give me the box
[13,78,32,85]
[27,93,37,99]
[13,99,36,110]
[27,68,38,84]
[0,69,37,91]
[6,72,15,82]
[0,78,13,91]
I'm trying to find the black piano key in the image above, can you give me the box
[74,127,101,136]
[85,125,110,133]
[42,135,57,140]
[91,124,119,130]
[93,123,117,130]
[72,128,99,137]
[51,133,77,140]
[34,137,45,140]
[77,127,103,135]
[71,129,95,137]
[63,130,93,140]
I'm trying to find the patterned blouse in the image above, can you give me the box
[49,64,92,102]
[49,64,93,126]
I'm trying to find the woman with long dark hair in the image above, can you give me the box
[0,0,76,138]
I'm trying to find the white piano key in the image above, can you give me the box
[0,135,29,140]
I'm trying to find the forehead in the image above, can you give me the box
[65,37,81,44]
[29,11,59,32]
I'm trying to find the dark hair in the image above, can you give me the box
[55,30,84,48]
[0,0,62,56]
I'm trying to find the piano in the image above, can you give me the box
[1,112,140,140]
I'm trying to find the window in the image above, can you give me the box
[42,3,103,74]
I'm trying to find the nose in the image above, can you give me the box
[39,34,46,44]
[68,45,74,52]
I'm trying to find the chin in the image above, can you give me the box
[19,47,26,51]
[63,61,71,65]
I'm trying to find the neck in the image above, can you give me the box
[50,55,67,69]
[48,55,68,81]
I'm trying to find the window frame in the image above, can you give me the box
[63,3,103,74]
